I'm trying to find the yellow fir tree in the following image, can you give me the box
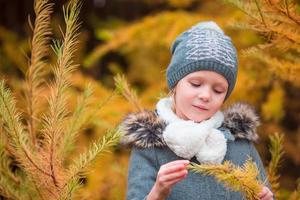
[226,0,300,85]
[266,132,285,199]
[0,0,120,199]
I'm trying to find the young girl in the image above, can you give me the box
[120,21,274,200]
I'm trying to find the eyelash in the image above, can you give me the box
[214,90,223,94]
[190,82,201,87]
[190,83,223,94]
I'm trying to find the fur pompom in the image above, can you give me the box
[119,110,166,148]
[223,103,260,142]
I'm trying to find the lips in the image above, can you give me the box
[193,105,209,111]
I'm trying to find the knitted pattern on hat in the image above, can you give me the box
[166,21,238,100]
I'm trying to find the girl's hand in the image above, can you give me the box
[258,186,274,200]
[147,160,189,200]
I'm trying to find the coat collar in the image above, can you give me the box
[119,102,259,148]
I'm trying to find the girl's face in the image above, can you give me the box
[173,70,228,122]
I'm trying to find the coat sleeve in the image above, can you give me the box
[248,143,275,199]
[126,147,159,200]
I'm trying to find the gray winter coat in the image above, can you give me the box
[120,103,272,200]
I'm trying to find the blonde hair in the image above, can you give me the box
[168,88,176,112]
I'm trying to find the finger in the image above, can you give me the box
[159,160,190,175]
[159,169,188,182]
[258,187,268,198]
[160,163,187,175]
[166,173,188,186]
[258,187,273,200]
[161,160,190,168]
[260,194,273,200]
[258,192,267,198]
[262,191,273,200]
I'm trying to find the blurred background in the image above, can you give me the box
[0,0,300,199]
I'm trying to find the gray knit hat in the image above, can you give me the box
[166,21,238,100]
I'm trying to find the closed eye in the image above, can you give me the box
[214,89,225,94]
[190,82,201,87]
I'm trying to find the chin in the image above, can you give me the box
[191,114,213,122]
[189,116,206,123]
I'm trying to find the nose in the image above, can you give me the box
[197,86,211,102]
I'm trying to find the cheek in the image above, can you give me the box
[178,94,195,110]
[175,86,193,100]
[174,91,194,112]
[211,96,225,110]
[175,94,189,110]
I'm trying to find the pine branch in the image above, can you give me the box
[271,0,300,26]
[225,0,300,44]
[267,132,284,198]
[0,141,23,200]
[224,0,263,22]
[82,88,116,127]
[0,81,28,159]
[188,159,263,200]
[289,179,300,200]
[62,129,121,196]
[41,0,82,189]
[271,26,300,46]
[31,178,46,200]
[0,142,20,186]
[0,174,24,200]
[0,81,52,177]
[254,0,267,26]
[0,81,56,200]
[114,74,143,112]
[58,83,93,158]
[241,48,300,85]
[0,166,40,200]
[25,0,53,146]
[59,84,117,162]
[58,178,81,200]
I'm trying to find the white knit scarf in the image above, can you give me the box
[156,97,227,164]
